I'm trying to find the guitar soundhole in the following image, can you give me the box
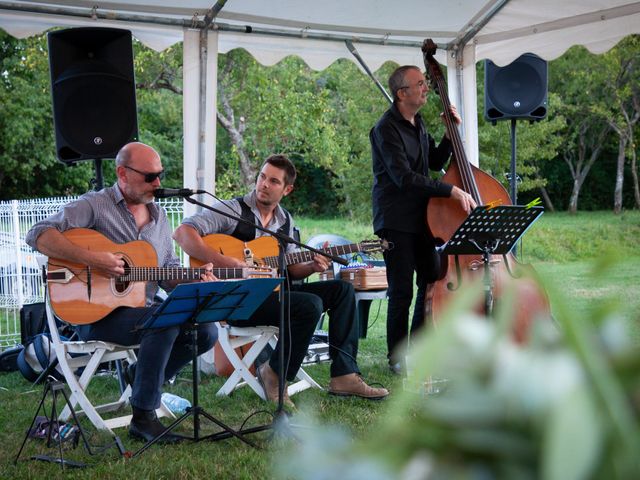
[114,257,130,294]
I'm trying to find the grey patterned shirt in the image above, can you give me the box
[25,183,180,304]
[182,190,297,253]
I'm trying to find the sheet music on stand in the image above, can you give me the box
[133,277,283,457]
[142,278,280,329]
[440,205,544,256]
[437,205,544,318]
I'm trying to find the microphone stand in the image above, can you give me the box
[177,192,348,435]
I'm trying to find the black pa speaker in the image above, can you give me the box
[484,53,548,122]
[48,27,138,163]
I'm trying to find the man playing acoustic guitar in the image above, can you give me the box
[26,142,218,444]
[174,154,389,407]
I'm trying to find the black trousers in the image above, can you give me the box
[229,279,359,381]
[77,306,218,411]
[227,288,319,382]
[292,280,359,378]
[379,229,440,363]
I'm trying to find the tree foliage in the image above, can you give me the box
[0,30,638,215]
[214,50,351,216]
[477,88,566,203]
[0,31,93,198]
[545,39,640,212]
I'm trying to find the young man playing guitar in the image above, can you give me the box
[174,154,389,406]
[26,142,218,444]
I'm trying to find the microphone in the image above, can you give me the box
[153,188,206,198]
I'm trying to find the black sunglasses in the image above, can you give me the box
[124,165,165,183]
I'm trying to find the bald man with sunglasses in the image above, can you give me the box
[26,142,218,445]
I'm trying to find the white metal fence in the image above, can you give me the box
[0,197,185,348]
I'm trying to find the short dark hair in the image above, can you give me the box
[262,154,297,186]
[389,65,421,101]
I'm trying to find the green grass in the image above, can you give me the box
[519,210,640,263]
[538,259,640,315]
[296,209,640,263]
[0,319,394,479]
[1,211,639,478]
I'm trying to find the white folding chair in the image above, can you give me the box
[215,323,321,399]
[44,298,174,436]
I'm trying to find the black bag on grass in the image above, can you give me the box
[0,303,49,374]
[17,303,77,382]
[0,346,23,372]
[20,302,48,346]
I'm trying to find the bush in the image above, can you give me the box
[277,263,640,479]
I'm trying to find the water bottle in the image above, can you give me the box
[161,392,191,414]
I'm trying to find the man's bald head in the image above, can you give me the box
[115,142,163,205]
[116,142,160,168]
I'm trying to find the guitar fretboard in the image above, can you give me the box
[260,243,363,268]
[118,267,250,282]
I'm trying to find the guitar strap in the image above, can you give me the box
[231,197,291,243]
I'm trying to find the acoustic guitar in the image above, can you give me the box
[46,228,275,325]
[189,234,387,268]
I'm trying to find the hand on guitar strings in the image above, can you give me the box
[199,263,218,282]
[91,251,126,277]
[310,241,332,273]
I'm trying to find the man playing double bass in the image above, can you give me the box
[370,65,476,375]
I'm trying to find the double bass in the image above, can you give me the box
[421,39,549,341]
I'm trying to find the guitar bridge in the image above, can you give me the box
[243,247,254,266]
[46,268,74,284]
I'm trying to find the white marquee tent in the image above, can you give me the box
[1,0,639,203]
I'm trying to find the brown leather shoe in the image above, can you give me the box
[256,363,295,409]
[328,373,389,400]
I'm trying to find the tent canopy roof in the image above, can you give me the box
[1,0,639,70]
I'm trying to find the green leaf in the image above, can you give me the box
[543,386,603,480]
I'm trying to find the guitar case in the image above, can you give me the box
[213,337,257,377]
[340,267,388,291]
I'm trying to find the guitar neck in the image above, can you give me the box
[261,243,363,268]
[118,267,251,282]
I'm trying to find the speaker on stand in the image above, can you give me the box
[48,27,138,190]
[484,53,548,205]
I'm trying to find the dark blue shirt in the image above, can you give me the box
[370,103,453,234]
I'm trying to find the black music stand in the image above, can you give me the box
[131,277,282,457]
[439,205,543,316]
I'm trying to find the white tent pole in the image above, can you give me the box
[182,29,200,217]
[203,31,218,196]
[462,44,479,168]
[197,28,207,194]
[197,2,224,197]
[183,30,218,217]
[183,5,223,217]
[446,44,479,167]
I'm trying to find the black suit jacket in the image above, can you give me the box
[371,103,453,234]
